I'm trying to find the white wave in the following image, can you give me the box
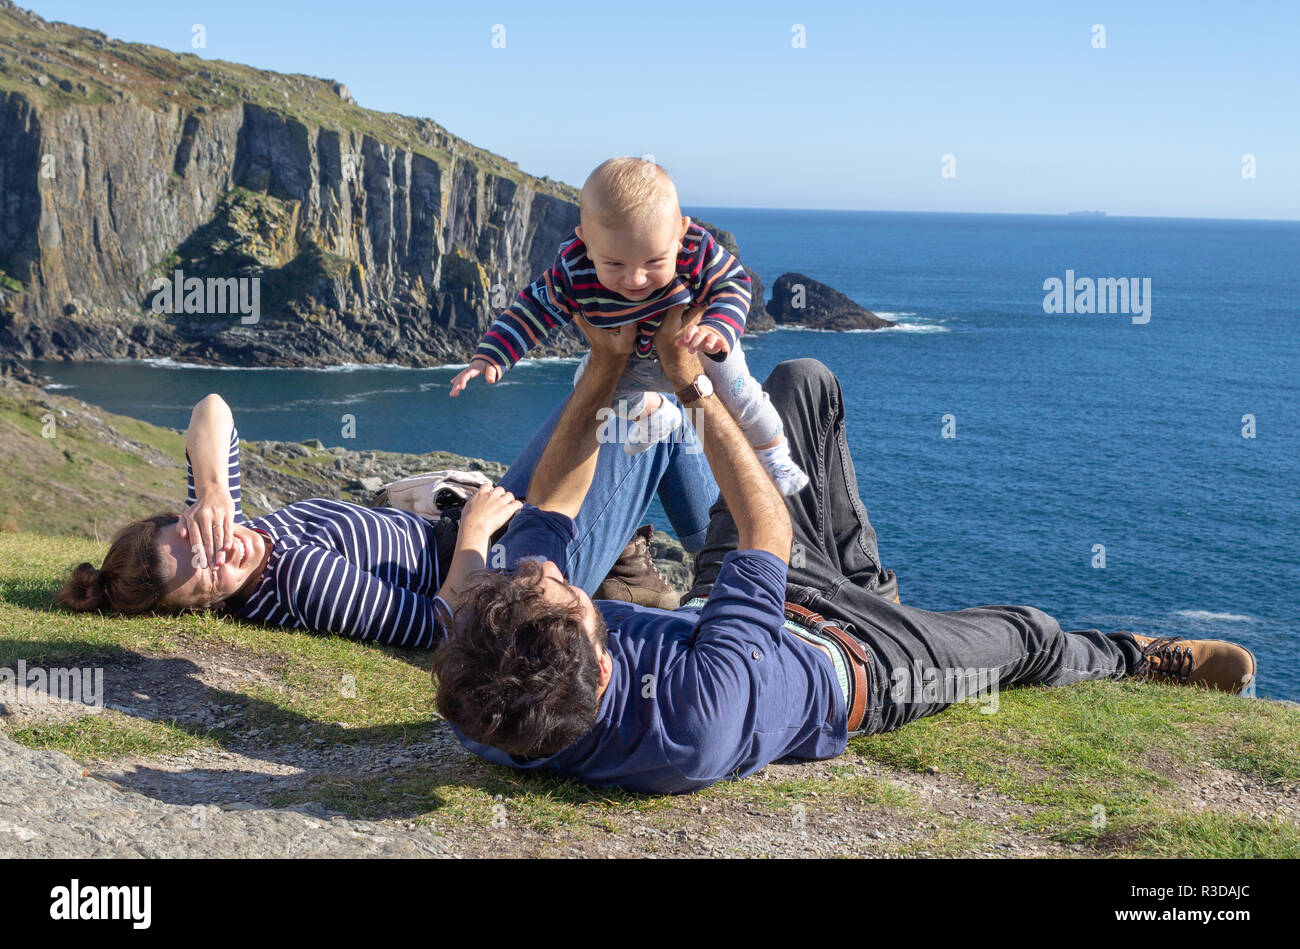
[1174,610,1255,623]
[871,312,917,318]
[105,355,583,373]
[515,355,583,367]
[42,383,76,390]
[309,362,412,373]
[878,322,949,334]
[771,322,949,335]
[419,355,582,372]
[108,357,415,372]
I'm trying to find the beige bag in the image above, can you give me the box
[371,469,494,516]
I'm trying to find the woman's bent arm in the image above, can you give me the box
[186,394,235,494]
[180,394,239,567]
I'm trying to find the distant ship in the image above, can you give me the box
[1067,210,1107,217]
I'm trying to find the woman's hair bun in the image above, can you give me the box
[57,561,106,611]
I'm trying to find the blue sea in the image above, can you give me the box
[27,210,1300,700]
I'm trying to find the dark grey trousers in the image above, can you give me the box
[687,358,1142,734]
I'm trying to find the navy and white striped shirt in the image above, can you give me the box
[186,428,449,647]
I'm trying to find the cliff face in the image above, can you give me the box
[0,1,763,367]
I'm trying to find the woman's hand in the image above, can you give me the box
[437,485,521,613]
[459,484,522,544]
[177,488,237,568]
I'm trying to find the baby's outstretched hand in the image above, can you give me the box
[449,357,501,397]
[677,323,729,356]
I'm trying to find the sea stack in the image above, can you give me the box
[766,273,896,331]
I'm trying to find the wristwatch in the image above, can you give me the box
[675,373,714,404]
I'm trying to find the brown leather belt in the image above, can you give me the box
[783,602,870,732]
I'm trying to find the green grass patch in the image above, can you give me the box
[850,679,1300,854]
[9,710,215,759]
[0,533,190,663]
[703,765,915,811]
[0,391,188,539]
[270,762,673,834]
[1097,810,1300,859]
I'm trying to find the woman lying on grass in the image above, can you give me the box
[54,392,522,648]
[53,315,717,643]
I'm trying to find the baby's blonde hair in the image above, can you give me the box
[580,157,681,230]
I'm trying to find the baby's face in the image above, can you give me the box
[578,210,690,301]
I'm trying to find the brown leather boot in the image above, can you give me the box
[1130,634,1256,694]
[595,525,681,610]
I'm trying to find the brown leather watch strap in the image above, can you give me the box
[784,602,869,731]
[675,380,707,404]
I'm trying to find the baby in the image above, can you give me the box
[450,156,809,495]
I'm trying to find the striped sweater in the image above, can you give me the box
[187,429,449,648]
[474,221,751,369]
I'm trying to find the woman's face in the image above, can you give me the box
[155,521,269,610]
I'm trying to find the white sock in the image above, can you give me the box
[624,398,683,455]
[756,441,810,495]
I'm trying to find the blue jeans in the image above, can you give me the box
[499,395,718,593]
[686,359,1143,735]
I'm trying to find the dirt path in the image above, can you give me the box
[2,640,1293,859]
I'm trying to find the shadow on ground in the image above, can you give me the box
[0,637,644,820]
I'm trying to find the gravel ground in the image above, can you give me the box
[2,637,1294,859]
[0,724,1078,858]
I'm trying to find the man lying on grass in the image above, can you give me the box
[431,305,1257,794]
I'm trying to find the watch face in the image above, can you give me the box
[697,374,714,397]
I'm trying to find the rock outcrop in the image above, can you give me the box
[0,1,765,367]
[766,272,895,331]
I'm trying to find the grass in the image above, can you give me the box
[8,711,217,759]
[5,526,1296,856]
[850,680,1300,856]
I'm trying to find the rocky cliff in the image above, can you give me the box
[0,1,768,367]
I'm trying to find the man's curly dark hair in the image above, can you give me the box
[432,559,607,758]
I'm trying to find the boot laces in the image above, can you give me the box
[644,543,672,588]
[1135,636,1194,682]
[634,528,672,587]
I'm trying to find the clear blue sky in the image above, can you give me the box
[23,0,1300,219]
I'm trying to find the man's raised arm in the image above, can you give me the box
[655,308,792,563]
[525,318,633,518]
